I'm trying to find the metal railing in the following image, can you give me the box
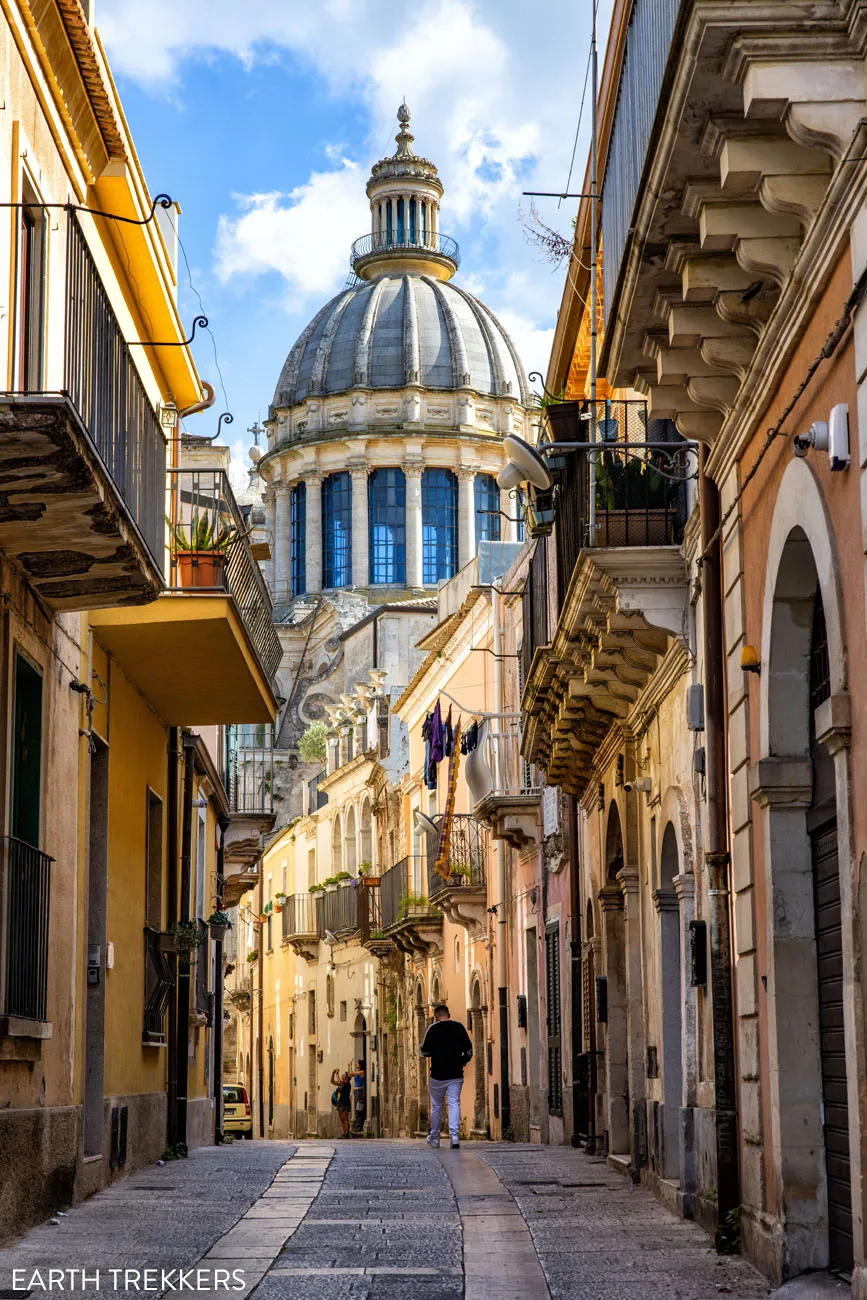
[380,856,433,930]
[478,714,540,801]
[427,815,488,900]
[167,468,282,680]
[2,836,52,1021]
[225,724,274,815]
[601,0,680,324]
[350,230,461,270]
[143,925,173,1040]
[319,885,361,938]
[522,533,550,684]
[359,884,383,944]
[553,403,688,606]
[66,213,166,570]
[282,893,318,940]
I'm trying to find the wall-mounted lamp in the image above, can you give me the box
[159,400,179,432]
[741,644,761,675]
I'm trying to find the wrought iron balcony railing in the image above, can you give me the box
[551,401,689,608]
[167,468,282,681]
[427,815,488,902]
[318,885,361,938]
[2,836,52,1022]
[282,893,318,940]
[478,715,541,801]
[350,230,460,272]
[380,856,435,931]
[225,724,274,816]
[359,883,383,944]
[521,531,551,685]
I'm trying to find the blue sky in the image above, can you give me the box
[98,0,606,473]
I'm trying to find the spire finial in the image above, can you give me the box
[395,102,414,157]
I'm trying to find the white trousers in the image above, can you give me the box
[429,1076,463,1140]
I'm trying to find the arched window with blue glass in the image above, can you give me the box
[369,468,406,585]
[475,473,501,542]
[422,469,458,585]
[322,472,352,588]
[290,482,306,597]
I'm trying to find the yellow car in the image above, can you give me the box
[223,1083,253,1138]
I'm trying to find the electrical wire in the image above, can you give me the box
[697,259,867,569]
[176,227,232,415]
[561,43,594,210]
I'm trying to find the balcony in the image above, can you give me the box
[380,856,443,956]
[0,214,166,610]
[0,837,52,1036]
[359,883,394,960]
[426,815,489,936]
[222,724,276,906]
[471,718,542,850]
[281,893,320,961]
[89,468,280,725]
[350,230,460,280]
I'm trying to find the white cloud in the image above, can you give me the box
[214,163,369,307]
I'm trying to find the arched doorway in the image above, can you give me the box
[583,900,599,1146]
[761,523,852,1274]
[331,814,342,875]
[658,823,682,1180]
[351,1012,367,1133]
[600,801,629,1154]
[470,978,487,1135]
[268,1036,275,1129]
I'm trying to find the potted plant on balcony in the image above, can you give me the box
[170,921,203,961]
[168,509,249,590]
[309,883,325,894]
[207,910,231,941]
[358,860,381,886]
[323,876,339,893]
[335,871,352,887]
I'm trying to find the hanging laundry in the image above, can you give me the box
[430,700,445,764]
[434,718,462,880]
[461,719,479,755]
[443,706,454,758]
[422,713,438,791]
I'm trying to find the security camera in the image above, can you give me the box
[792,405,849,470]
[623,778,652,794]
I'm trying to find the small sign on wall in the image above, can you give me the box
[542,786,559,837]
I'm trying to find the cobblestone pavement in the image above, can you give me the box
[0,1139,800,1299]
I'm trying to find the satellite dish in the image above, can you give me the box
[501,435,553,491]
[496,461,525,491]
[413,809,440,837]
[465,718,495,804]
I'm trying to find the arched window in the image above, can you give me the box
[345,806,357,876]
[369,468,406,585]
[290,482,306,596]
[475,473,501,542]
[397,197,405,243]
[360,800,373,869]
[322,472,352,588]
[409,197,417,242]
[422,469,458,584]
[386,199,393,243]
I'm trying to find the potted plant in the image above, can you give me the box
[335,871,352,886]
[323,876,339,893]
[168,508,249,590]
[170,921,202,961]
[359,860,381,887]
[246,949,259,964]
[274,903,284,914]
[309,883,325,894]
[207,910,231,941]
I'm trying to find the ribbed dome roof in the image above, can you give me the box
[272,273,530,408]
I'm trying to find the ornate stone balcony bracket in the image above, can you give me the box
[814,692,851,756]
[474,791,540,849]
[748,756,812,809]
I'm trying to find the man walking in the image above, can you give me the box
[421,1004,473,1149]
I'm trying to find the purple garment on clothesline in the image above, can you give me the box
[430,700,445,764]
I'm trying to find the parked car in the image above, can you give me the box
[223,1083,253,1138]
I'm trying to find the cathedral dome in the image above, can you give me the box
[272,274,530,408]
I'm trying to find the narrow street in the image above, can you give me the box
[0,1142,777,1300]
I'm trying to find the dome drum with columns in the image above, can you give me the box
[258,106,533,607]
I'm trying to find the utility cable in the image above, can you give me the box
[697,259,867,569]
[561,44,594,210]
[176,226,232,416]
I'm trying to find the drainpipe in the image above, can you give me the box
[699,449,740,1249]
[175,732,196,1148]
[213,813,231,1145]
[257,870,265,1138]
[493,580,511,1135]
[166,727,180,1148]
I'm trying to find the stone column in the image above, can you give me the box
[262,487,276,595]
[350,464,369,588]
[404,462,423,588]
[617,864,646,1172]
[598,884,629,1155]
[303,472,323,595]
[500,485,518,543]
[673,871,697,1210]
[273,482,292,604]
[458,468,476,570]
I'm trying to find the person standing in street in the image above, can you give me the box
[421,1004,473,1149]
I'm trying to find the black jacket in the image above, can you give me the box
[421,1019,473,1080]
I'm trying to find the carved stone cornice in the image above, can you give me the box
[653,888,679,914]
[598,884,625,913]
[672,872,696,903]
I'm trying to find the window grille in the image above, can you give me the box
[475,473,501,542]
[422,468,458,584]
[546,923,563,1115]
[322,472,352,588]
[290,482,306,596]
[368,468,406,584]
